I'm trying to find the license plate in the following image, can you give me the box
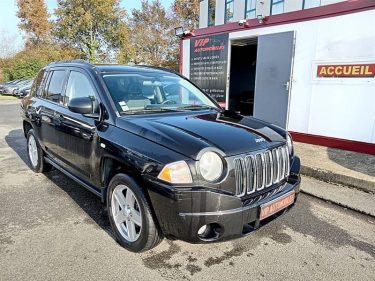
[260,191,295,220]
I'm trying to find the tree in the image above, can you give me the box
[16,0,52,45]
[54,0,132,63]
[172,0,200,30]
[1,44,80,81]
[130,0,177,69]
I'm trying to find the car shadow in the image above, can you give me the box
[5,129,113,236]
[326,147,375,177]
[4,129,31,168]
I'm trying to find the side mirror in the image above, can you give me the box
[68,97,93,115]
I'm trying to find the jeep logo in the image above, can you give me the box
[255,137,265,143]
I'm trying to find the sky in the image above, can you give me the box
[0,0,174,51]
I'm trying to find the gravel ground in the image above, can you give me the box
[0,100,374,281]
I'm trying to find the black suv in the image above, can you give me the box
[21,61,301,252]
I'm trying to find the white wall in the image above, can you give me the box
[233,0,246,21]
[199,0,209,28]
[258,0,271,17]
[182,9,375,143]
[199,0,349,28]
[215,0,225,25]
[182,39,190,78]
[321,0,345,5]
[284,0,303,13]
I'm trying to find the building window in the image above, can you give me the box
[271,0,284,15]
[208,0,216,26]
[225,0,234,23]
[245,0,256,19]
[303,0,321,9]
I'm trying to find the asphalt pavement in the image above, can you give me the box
[0,100,374,281]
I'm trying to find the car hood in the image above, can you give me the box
[117,110,286,159]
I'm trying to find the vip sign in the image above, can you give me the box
[317,63,375,78]
[189,34,229,107]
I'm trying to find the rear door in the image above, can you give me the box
[38,69,67,153]
[253,31,295,128]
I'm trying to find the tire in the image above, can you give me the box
[26,129,51,173]
[107,173,162,252]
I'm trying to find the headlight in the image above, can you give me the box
[199,151,224,182]
[157,161,192,184]
[286,133,293,155]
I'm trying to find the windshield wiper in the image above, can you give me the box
[120,107,183,115]
[176,105,222,112]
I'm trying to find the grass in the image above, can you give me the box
[0,94,18,100]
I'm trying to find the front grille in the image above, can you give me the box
[234,145,290,197]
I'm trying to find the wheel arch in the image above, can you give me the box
[23,120,32,138]
[100,156,143,200]
[100,156,164,237]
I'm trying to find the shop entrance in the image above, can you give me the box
[228,31,295,129]
[228,37,258,116]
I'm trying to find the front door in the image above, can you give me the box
[52,69,100,185]
[253,31,295,128]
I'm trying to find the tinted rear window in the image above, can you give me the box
[45,70,66,103]
[30,70,45,97]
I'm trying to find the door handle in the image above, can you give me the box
[53,112,65,121]
[282,81,290,91]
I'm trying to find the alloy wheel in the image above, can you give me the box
[111,184,142,242]
[28,135,38,167]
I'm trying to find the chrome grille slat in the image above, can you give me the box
[234,145,291,197]
[278,147,283,182]
[255,154,263,190]
[272,148,278,184]
[265,151,273,187]
[245,155,255,194]
[234,158,245,197]
[285,147,290,178]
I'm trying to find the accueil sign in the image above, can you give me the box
[317,63,375,78]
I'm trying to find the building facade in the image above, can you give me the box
[180,0,375,154]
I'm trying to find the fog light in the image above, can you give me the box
[197,223,222,241]
[198,225,208,235]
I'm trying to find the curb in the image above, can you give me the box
[301,190,375,218]
[301,165,375,194]
[300,176,375,218]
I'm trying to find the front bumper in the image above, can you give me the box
[147,172,301,243]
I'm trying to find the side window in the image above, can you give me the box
[64,71,96,102]
[45,70,66,103]
[30,69,45,97]
[64,71,98,113]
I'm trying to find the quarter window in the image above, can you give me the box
[30,69,46,97]
[303,0,321,9]
[245,0,256,19]
[225,0,234,23]
[208,0,216,26]
[45,70,66,103]
[271,0,284,15]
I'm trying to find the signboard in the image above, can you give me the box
[317,63,375,78]
[190,34,229,107]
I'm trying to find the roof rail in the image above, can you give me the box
[48,59,93,66]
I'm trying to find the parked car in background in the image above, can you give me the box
[2,79,31,96]
[18,87,32,98]
[14,80,33,98]
[0,79,24,94]
[21,60,301,252]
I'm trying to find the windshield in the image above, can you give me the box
[102,73,219,114]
